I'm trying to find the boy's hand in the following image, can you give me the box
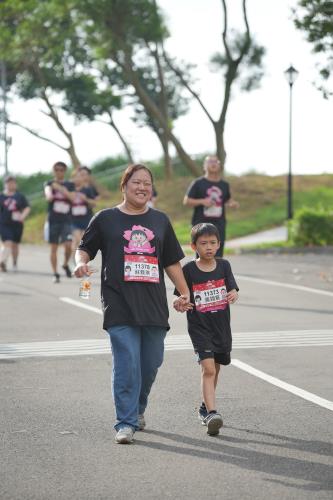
[227,289,238,304]
[173,296,193,313]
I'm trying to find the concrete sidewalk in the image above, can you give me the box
[225,226,287,249]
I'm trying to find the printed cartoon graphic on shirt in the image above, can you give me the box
[52,187,71,215]
[193,278,227,313]
[123,225,159,283]
[123,225,155,254]
[203,186,223,218]
[72,192,88,216]
[4,197,21,222]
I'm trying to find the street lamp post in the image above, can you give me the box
[284,65,299,220]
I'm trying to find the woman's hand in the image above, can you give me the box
[173,295,193,313]
[227,289,238,304]
[73,263,91,278]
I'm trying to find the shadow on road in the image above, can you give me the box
[137,428,333,493]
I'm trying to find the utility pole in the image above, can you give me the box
[0,60,9,176]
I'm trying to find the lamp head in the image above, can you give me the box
[284,65,299,86]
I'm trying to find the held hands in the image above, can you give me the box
[227,289,238,304]
[173,295,193,313]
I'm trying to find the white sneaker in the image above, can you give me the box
[115,426,134,444]
[138,414,146,431]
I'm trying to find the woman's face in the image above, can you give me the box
[123,169,153,208]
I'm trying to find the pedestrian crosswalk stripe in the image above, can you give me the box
[0,330,332,360]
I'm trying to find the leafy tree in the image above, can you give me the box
[293,0,333,98]
[0,0,85,167]
[164,0,265,171]
[59,74,134,163]
[77,0,201,175]
[130,47,191,178]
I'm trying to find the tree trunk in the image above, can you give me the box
[108,112,134,163]
[159,131,173,179]
[214,122,227,172]
[121,53,200,177]
[67,136,81,171]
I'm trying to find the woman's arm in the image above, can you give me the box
[165,262,192,311]
[74,249,91,277]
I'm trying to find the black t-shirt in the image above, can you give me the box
[176,259,238,353]
[71,186,98,224]
[44,180,75,224]
[0,192,29,225]
[186,177,231,226]
[78,207,184,331]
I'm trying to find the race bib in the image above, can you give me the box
[193,279,227,313]
[203,204,222,218]
[72,205,88,216]
[53,201,70,214]
[11,211,22,222]
[124,255,160,283]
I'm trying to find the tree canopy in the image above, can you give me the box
[293,0,333,97]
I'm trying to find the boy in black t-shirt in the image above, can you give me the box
[174,223,239,436]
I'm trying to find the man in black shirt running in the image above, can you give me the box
[184,155,239,256]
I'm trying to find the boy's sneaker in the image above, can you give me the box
[115,426,134,444]
[53,273,60,284]
[62,264,72,278]
[198,403,208,425]
[138,414,146,431]
[204,412,223,436]
[0,262,7,272]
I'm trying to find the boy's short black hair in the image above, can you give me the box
[79,166,91,174]
[191,223,220,244]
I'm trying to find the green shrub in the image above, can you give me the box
[289,207,333,246]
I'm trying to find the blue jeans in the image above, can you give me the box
[107,325,167,431]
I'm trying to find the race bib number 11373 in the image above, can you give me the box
[193,279,227,313]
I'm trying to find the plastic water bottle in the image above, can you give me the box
[79,276,91,299]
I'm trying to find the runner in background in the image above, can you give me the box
[183,155,239,257]
[71,168,99,252]
[0,175,30,272]
[147,186,158,208]
[77,166,100,199]
[44,161,75,283]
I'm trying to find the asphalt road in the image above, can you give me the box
[1,245,333,500]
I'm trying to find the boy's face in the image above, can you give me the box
[191,233,220,259]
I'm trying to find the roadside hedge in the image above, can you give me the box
[289,207,333,246]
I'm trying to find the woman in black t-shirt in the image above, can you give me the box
[74,164,191,444]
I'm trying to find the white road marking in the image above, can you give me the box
[232,359,333,412]
[60,297,102,315]
[236,275,333,298]
[1,330,333,359]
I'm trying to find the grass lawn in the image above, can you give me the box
[22,173,333,245]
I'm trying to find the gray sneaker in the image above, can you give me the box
[204,413,223,436]
[138,414,146,431]
[115,426,134,444]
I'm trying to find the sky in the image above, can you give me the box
[2,0,333,177]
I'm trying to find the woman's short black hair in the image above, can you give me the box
[191,223,220,244]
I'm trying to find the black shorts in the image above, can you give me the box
[0,223,23,243]
[196,350,231,365]
[45,222,72,244]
